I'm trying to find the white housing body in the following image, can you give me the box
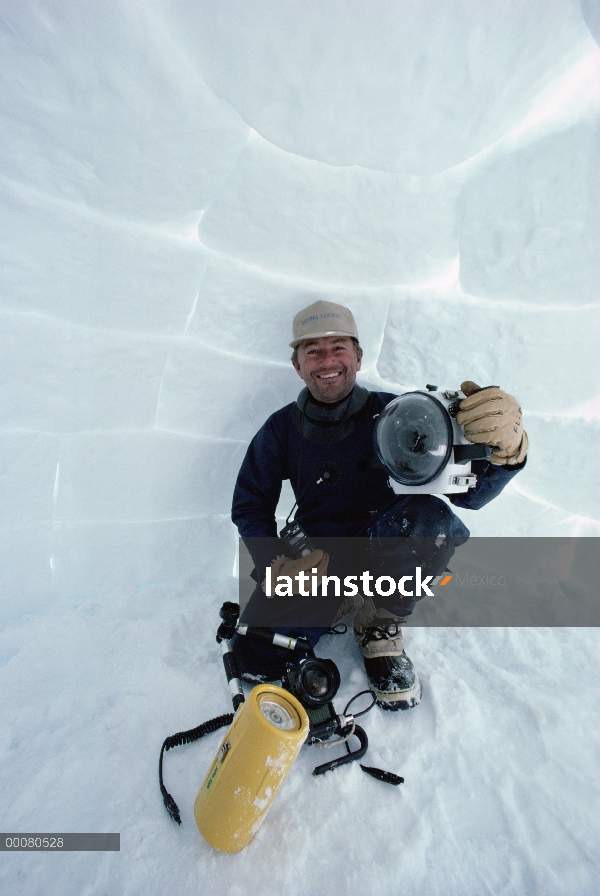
[383,390,478,495]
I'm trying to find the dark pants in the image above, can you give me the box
[232,495,469,680]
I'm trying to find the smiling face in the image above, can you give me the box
[292,336,362,403]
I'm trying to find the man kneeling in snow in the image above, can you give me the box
[231,301,527,709]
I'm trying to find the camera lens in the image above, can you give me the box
[294,659,340,708]
[303,668,329,698]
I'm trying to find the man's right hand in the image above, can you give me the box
[263,549,330,596]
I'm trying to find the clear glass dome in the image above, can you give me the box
[258,696,297,730]
[375,392,453,486]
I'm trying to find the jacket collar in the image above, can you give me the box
[296,384,370,425]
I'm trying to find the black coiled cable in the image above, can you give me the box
[159,713,234,824]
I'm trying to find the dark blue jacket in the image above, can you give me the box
[232,387,524,577]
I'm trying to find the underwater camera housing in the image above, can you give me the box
[375,386,493,495]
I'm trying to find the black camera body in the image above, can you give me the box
[281,656,341,745]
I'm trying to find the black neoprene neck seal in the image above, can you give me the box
[297,384,370,425]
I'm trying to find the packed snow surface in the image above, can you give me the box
[0,1,599,894]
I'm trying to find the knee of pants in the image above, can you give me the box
[368,494,470,541]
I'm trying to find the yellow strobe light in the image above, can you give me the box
[194,683,310,852]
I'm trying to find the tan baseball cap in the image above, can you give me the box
[290,300,359,348]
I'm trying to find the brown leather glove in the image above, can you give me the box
[457,382,528,466]
[263,549,330,596]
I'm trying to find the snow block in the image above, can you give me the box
[198,133,459,287]
[155,340,300,442]
[0,193,208,333]
[53,432,247,522]
[185,255,390,366]
[0,312,172,431]
[458,121,600,306]
[49,515,236,599]
[376,288,599,415]
[0,433,59,525]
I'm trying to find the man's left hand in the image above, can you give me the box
[457,382,528,466]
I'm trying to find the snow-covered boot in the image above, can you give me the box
[354,598,421,710]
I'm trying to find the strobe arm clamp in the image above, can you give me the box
[218,603,314,656]
[216,601,241,643]
[216,603,245,712]
[235,624,314,656]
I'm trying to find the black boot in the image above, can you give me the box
[354,598,421,710]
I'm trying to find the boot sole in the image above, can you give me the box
[372,677,422,711]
